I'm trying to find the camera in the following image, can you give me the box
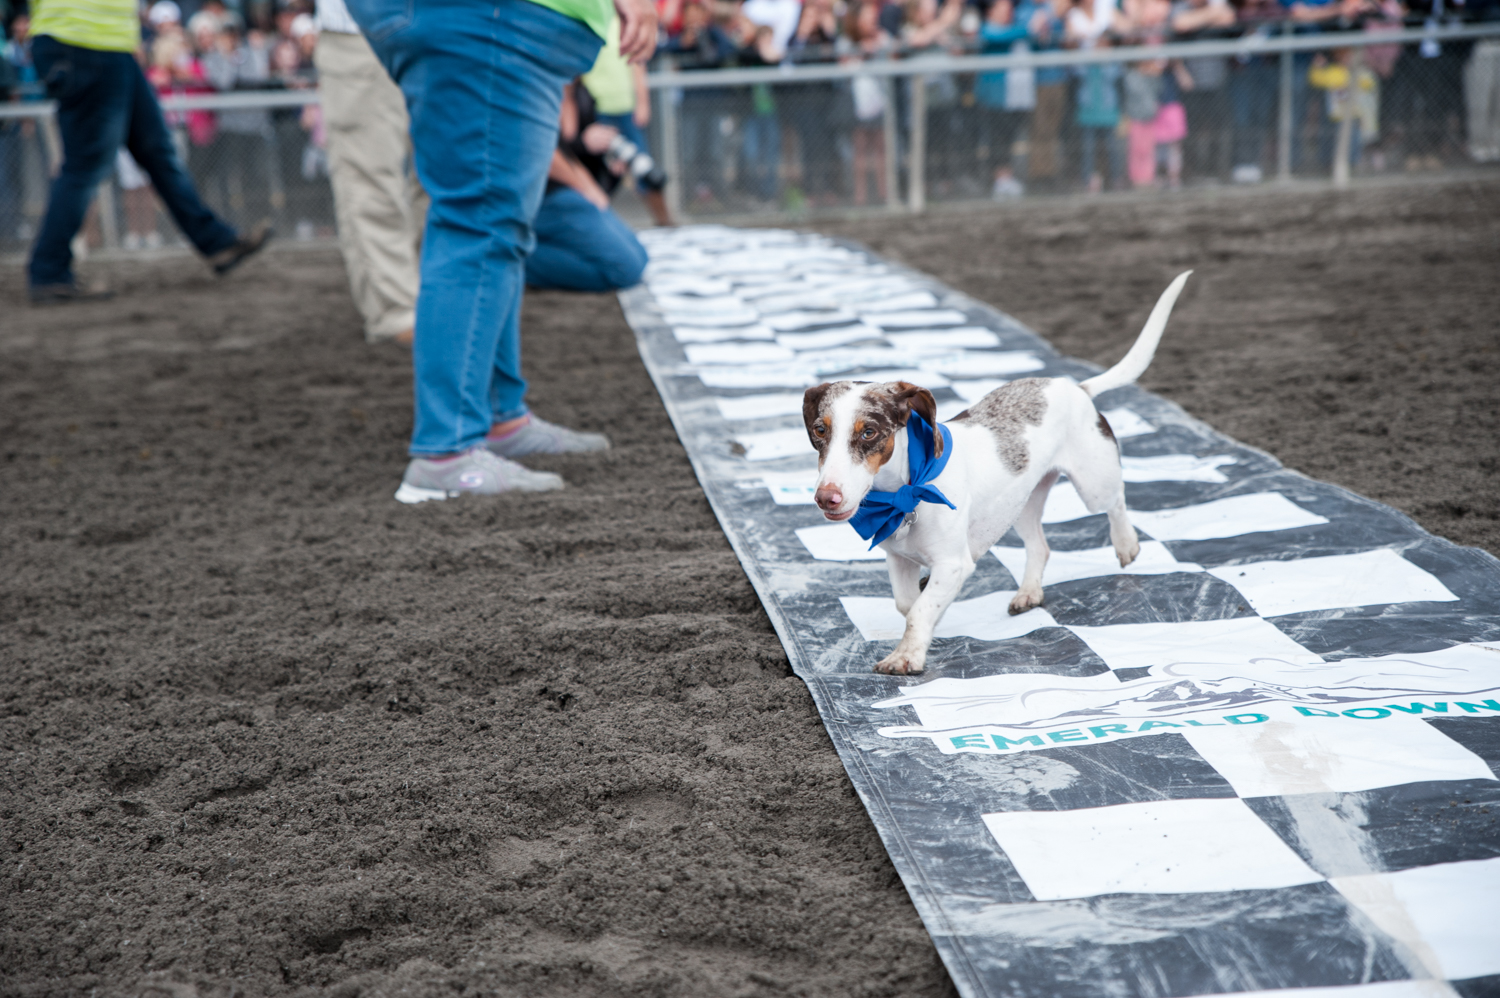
[604,134,668,192]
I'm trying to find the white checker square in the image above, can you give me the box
[885,328,1003,352]
[734,428,815,462]
[840,591,1057,642]
[990,541,1202,586]
[672,322,776,343]
[950,378,1011,403]
[1332,857,1500,980]
[863,308,969,328]
[1100,407,1155,438]
[982,798,1325,900]
[796,524,886,561]
[1207,548,1460,617]
[756,470,816,505]
[684,342,795,366]
[1129,492,1329,541]
[1181,715,1496,798]
[1067,617,1325,672]
[1120,454,1237,484]
[714,393,805,421]
[919,351,1047,378]
[1042,481,1095,523]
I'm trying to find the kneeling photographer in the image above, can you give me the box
[526,82,665,293]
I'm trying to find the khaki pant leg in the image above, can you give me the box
[315,32,424,342]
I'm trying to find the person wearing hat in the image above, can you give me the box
[25,0,271,302]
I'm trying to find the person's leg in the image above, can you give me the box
[1080,126,1097,188]
[27,39,131,288]
[525,186,646,291]
[316,30,424,343]
[350,0,601,458]
[1106,125,1125,188]
[1128,120,1156,187]
[122,60,241,259]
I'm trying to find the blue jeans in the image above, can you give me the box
[27,35,238,288]
[739,113,780,201]
[1229,61,1277,169]
[1078,125,1123,187]
[346,0,602,457]
[526,186,646,292]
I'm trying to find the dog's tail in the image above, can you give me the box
[1079,271,1192,399]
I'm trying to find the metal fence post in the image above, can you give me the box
[96,181,120,249]
[908,73,926,214]
[657,62,684,223]
[1277,24,1294,182]
[882,76,900,212]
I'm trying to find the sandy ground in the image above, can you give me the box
[2,177,1497,998]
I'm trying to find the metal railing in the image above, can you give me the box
[2,22,1498,254]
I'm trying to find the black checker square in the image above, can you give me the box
[1040,571,1254,628]
[1453,975,1500,998]
[1425,716,1500,772]
[948,882,1416,998]
[1243,778,1500,877]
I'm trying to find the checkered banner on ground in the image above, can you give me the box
[617,225,1500,998]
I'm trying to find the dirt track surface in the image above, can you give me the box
[3,177,1498,998]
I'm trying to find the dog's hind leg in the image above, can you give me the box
[1008,472,1055,615]
[1106,497,1140,568]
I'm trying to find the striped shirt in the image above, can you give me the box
[29,0,141,52]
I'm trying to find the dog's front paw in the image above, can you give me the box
[1117,539,1141,568]
[1008,588,1044,615]
[875,649,925,675]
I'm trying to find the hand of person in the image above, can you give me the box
[633,101,651,127]
[581,122,621,155]
[576,172,612,209]
[615,0,659,64]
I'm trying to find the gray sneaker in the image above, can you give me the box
[485,414,610,459]
[394,446,564,503]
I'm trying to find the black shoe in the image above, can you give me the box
[209,221,273,275]
[29,283,115,305]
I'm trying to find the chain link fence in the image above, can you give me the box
[3,22,1498,257]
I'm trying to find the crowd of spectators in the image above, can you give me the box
[2,0,1499,246]
[1,0,326,247]
[645,0,1499,202]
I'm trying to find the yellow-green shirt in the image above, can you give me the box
[580,18,635,114]
[29,0,140,53]
[527,0,615,41]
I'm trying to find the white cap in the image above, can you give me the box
[290,12,317,36]
[148,0,182,25]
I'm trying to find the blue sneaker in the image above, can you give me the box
[394,446,564,503]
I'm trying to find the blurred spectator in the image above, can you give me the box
[116,146,161,248]
[201,21,275,227]
[662,0,736,203]
[842,0,893,204]
[1172,0,1235,176]
[787,0,846,204]
[1124,56,1164,185]
[24,0,268,301]
[582,14,672,223]
[1023,0,1072,187]
[1310,46,1377,168]
[738,23,785,203]
[1156,57,1194,186]
[1471,35,1500,161]
[742,0,802,51]
[1076,33,1125,190]
[314,0,424,344]
[977,0,1031,197]
[1228,0,1281,182]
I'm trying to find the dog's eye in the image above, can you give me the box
[813,422,826,437]
[862,428,878,441]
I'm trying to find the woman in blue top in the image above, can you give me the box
[1075,32,1125,190]
[976,0,1031,197]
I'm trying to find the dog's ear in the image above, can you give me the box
[892,381,942,458]
[803,383,834,447]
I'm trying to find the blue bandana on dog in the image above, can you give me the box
[849,412,955,549]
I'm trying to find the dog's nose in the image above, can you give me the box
[815,485,844,511]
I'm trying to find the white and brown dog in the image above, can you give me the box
[802,272,1191,675]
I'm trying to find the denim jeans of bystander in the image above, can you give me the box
[27,35,239,288]
[525,186,647,292]
[345,0,602,457]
